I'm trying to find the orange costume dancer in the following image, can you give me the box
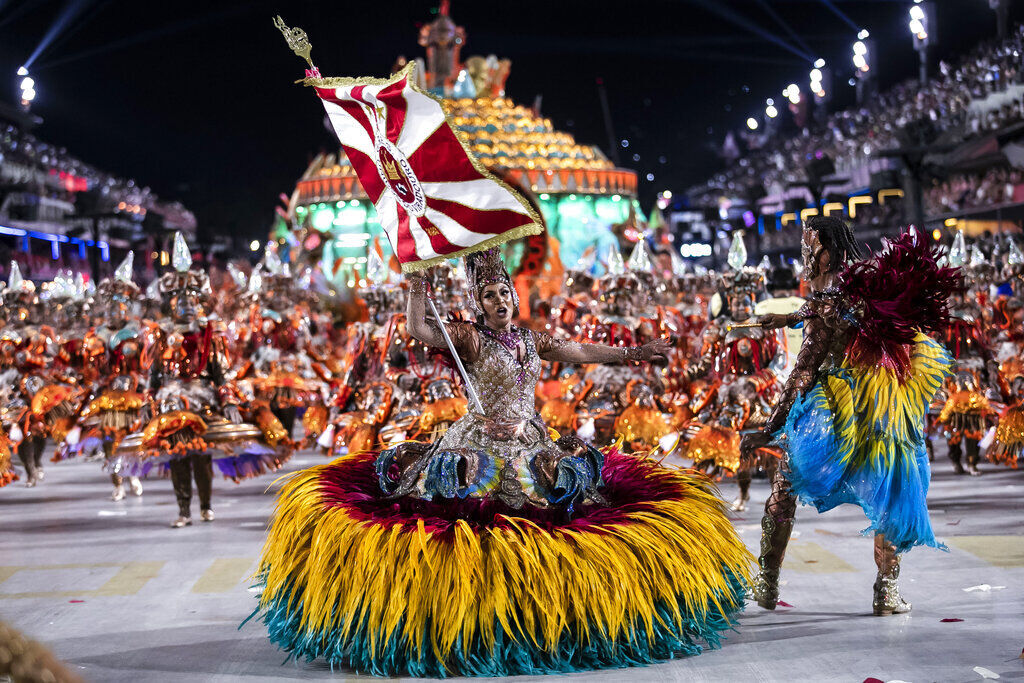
[115,234,290,527]
[77,253,148,500]
[243,251,328,442]
[684,248,784,511]
[935,240,1001,476]
[0,263,76,487]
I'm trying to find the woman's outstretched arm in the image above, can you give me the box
[532,331,670,364]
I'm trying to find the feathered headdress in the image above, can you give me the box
[840,229,963,376]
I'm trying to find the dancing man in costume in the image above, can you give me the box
[741,216,957,616]
[116,234,290,527]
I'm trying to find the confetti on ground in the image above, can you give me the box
[862,677,884,683]
[941,618,964,622]
[776,600,794,608]
[963,584,1006,592]
[973,666,1000,679]
[68,600,84,603]
[947,519,961,526]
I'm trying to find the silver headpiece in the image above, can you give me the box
[464,248,519,315]
[727,232,748,271]
[605,243,625,275]
[627,241,652,273]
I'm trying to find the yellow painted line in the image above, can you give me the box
[191,557,256,594]
[948,536,1024,567]
[95,562,165,596]
[0,590,107,599]
[782,541,856,573]
[0,562,164,599]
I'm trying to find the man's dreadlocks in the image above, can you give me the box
[805,215,863,276]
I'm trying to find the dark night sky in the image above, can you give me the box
[2,0,1021,245]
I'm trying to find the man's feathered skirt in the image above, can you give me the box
[776,333,952,553]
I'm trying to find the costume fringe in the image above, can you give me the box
[250,450,751,676]
[302,404,329,437]
[990,406,1024,468]
[782,333,952,552]
[827,333,951,470]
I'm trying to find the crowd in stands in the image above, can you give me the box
[1,123,142,208]
[0,121,194,230]
[688,25,1024,224]
[925,167,1024,215]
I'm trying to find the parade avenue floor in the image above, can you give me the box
[2,448,1022,683]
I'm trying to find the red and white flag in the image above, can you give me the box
[309,63,542,272]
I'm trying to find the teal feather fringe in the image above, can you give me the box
[247,570,746,677]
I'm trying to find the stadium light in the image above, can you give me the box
[809,64,826,99]
[766,103,779,118]
[746,117,758,130]
[851,37,875,104]
[908,1,934,83]
[18,69,36,109]
[909,5,926,35]
[784,83,801,104]
[853,40,870,72]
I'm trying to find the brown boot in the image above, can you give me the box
[965,438,982,476]
[751,469,796,609]
[872,533,911,616]
[731,470,751,511]
[948,439,966,475]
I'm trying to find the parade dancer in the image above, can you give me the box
[245,250,327,441]
[255,28,752,672]
[117,234,289,527]
[85,253,146,500]
[741,218,958,615]
[684,244,785,511]
[935,240,1001,475]
[253,247,752,675]
[1,264,64,487]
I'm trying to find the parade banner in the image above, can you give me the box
[303,63,542,272]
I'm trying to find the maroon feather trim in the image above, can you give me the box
[839,229,963,375]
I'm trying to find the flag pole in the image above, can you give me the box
[426,296,484,415]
